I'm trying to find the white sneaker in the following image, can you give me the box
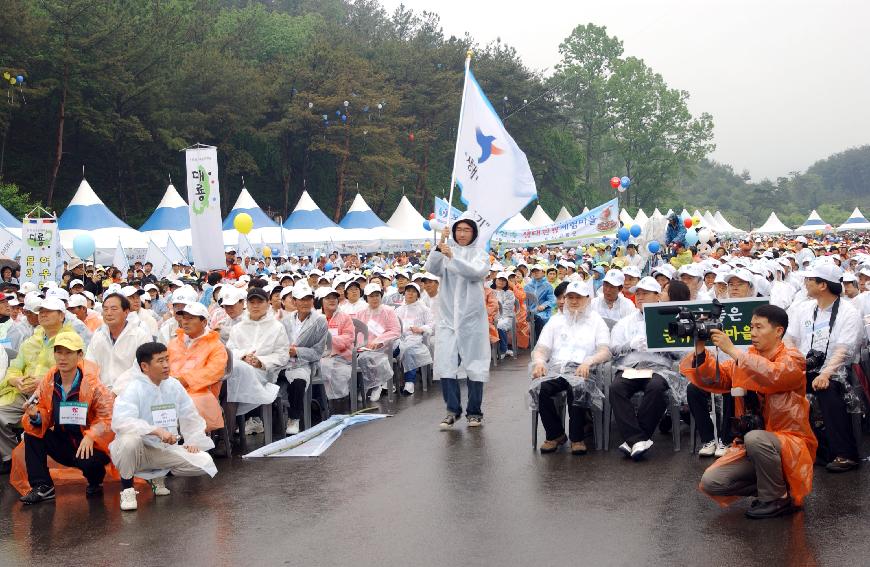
[149,477,171,496]
[244,417,264,435]
[630,439,654,460]
[369,387,383,402]
[285,418,300,435]
[698,440,717,457]
[403,382,415,395]
[120,488,138,511]
[715,440,728,457]
[505,349,514,357]
[618,442,631,457]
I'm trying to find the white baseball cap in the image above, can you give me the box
[39,297,66,312]
[677,263,703,279]
[220,287,246,306]
[69,279,85,289]
[403,282,422,295]
[179,302,209,318]
[292,283,315,300]
[602,269,625,287]
[45,287,70,302]
[799,263,844,284]
[172,286,199,305]
[23,293,43,313]
[634,276,662,294]
[314,286,340,300]
[143,284,159,293]
[120,285,145,297]
[795,236,808,244]
[622,266,642,278]
[841,272,857,283]
[726,268,755,284]
[67,294,88,308]
[363,283,383,296]
[19,282,37,295]
[564,280,593,297]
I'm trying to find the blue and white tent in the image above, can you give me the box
[281,191,343,256]
[222,185,284,247]
[283,191,339,230]
[794,209,829,234]
[333,194,408,253]
[139,184,192,246]
[0,203,21,229]
[338,193,388,229]
[58,179,148,252]
[836,207,870,232]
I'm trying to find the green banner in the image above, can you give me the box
[642,297,769,352]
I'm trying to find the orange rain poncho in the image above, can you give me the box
[484,287,499,344]
[10,360,115,495]
[168,329,228,431]
[680,342,817,507]
[510,282,530,349]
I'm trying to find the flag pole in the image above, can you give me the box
[445,49,473,242]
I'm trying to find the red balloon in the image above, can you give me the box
[610,176,620,189]
[428,213,435,220]
[408,132,415,142]
[683,218,693,229]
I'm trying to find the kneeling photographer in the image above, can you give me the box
[680,305,817,519]
[784,263,862,472]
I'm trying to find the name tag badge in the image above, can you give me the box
[151,403,178,430]
[59,401,88,426]
[367,320,385,336]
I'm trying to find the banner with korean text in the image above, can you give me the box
[491,198,619,246]
[185,146,225,270]
[20,217,61,288]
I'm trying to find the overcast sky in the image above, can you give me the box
[380,0,869,181]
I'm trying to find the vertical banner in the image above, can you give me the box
[21,217,60,288]
[185,146,225,270]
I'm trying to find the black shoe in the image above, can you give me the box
[0,459,11,475]
[439,414,460,429]
[85,484,103,498]
[826,456,859,473]
[20,485,56,505]
[745,496,794,519]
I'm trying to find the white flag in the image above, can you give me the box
[451,69,537,247]
[185,146,225,270]
[237,232,256,259]
[0,226,20,259]
[113,239,130,273]
[165,234,187,265]
[144,240,173,278]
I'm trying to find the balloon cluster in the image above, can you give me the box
[2,71,24,85]
[609,176,631,193]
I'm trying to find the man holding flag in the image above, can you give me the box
[424,51,537,428]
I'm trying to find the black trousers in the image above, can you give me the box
[24,429,110,488]
[278,371,308,420]
[533,316,546,343]
[609,373,669,446]
[686,383,735,444]
[812,380,859,462]
[538,377,586,442]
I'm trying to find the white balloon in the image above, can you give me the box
[698,228,713,243]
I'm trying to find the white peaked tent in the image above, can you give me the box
[794,210,829,234]
[633,209,649,226]
[581,207,590,215]
[702,211,721,231]
[58,179,149,254]
[619,209,634,227]
[502,212,533,231]
[714,211,745,234]
[680,208,691,220]
[528,205,554,227]
[222,186,285,247]
[555,207,572,222]
[386,195,431,240]
[139,184,192,247]
[652,208,663,218]
[754,212,792,234]
[836,207,870,232]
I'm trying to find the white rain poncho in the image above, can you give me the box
[395,301,434,372]
[281,311,328,385]
[610,309,686,403]
[528,308,612,411]
[424,218,491,382]
[785,296,863,385]
[321,311,354,399]
[770,280,796,310]
[110,369,217,477]
[493,288,516,332]
[226,311,289,414]
[85,322,153,394]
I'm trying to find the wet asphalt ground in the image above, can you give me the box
[1,353,869,567]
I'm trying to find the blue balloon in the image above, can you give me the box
[647,240,661,254]
[336,110,341,116]
[16,75,24,84]
[630,224,642,238]
[423,220,431,231]
[72,234,96,258]
[620,176,630,188]
[324,263,333,271]
[341,114,347,122]
[685,228,698,245]
[617,227,630,241]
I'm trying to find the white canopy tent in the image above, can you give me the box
[836,208,870,232]
[753,212,792,234]
[222,187,284,247]
[701,210,721,232]
[713,211,745,234]
[528,205,554,227]
[794,210,830,234]
[619,209,634,227]
[386,195,432,240]
[555,207,572,222]
[501,212,533,231]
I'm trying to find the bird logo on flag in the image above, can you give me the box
[475,127,504,163]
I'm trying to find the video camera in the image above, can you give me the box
[661,299,724,341]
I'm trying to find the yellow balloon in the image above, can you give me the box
[9,77,15,85]
[815,229,822,236]
[233,212,253,234]
[692,216,701,227]
[423,241,431,250]
[262,245,272,258]
[2,72,8,80]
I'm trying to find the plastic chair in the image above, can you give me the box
[605,365,681,452]
[349,319,369,413]
[303,333,331,431]
[531,362,609,451]
[214,347,234,457]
